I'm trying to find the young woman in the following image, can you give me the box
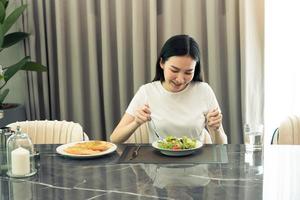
[110,35,227,144]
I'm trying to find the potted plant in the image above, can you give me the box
[0,0,47,125]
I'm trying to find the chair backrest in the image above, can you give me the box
[8,120,89,144]
[272,115,300,144]
[125,123,149,143]
[271,128,279,144]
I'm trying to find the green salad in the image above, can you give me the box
[157,136,197,150]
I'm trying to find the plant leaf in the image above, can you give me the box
[22,61,47,72]
[0,2,5,23]
[0,0,8,9]
[4,0,8,9]
[2,5,27,34]
[4,56,30,82]
[0,88,9,104]
[0,0,7,7]
[2,32,29,48]
[0,24,3,48]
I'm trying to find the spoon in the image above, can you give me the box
[130,145,141,160]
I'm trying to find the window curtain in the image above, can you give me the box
[21,0,264,144]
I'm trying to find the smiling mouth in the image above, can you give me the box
[172,82,184,87]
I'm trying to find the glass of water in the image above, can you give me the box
[244,123,264,151]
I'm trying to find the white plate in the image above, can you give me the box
[152,140,203,156]
[56,141,117,158]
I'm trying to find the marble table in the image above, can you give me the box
[0,144,278,200]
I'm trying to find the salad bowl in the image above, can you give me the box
[152,139,203,156]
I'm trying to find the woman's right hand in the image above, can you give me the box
[134,104,151,125]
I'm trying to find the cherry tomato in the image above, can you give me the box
[172,145,181,151]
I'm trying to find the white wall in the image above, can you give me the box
[265,0,300,144]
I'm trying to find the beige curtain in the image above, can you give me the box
[22,0,264,143]
[240,0,264,126]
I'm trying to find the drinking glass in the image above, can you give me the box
[244,123,264,151]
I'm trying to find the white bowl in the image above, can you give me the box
[152,140,203,156]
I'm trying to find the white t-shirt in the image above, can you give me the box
[126,81,220,142]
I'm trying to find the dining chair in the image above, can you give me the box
[271,115,300,144]
[8,120,89,144]
[125,123,150,143]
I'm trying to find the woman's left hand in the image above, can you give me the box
[206,108,222,131]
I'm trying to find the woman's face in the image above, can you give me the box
[160,55,196,92]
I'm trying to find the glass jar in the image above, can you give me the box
[1,127,13,175]
[1,127,13,150]
[6,126,37,177]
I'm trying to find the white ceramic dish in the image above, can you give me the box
[56,141,117,158]
[152,140,203,156]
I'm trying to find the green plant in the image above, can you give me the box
[0,0,46,109]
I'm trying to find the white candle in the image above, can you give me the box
[11,147,30,176]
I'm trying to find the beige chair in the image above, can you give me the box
[272,115,300,144]
[8,120,89,144]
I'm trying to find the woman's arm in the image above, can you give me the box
[110,104,151,143]
[202,129,213,144]
[110,113,139,143]
[206,108,228,144]
[207,125,227,144]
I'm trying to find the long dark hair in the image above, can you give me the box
[152,34,203,82]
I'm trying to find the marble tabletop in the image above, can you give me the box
[0,144,288,200]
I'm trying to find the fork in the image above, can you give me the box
[130,145,141,160]
[150,119,163,140]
